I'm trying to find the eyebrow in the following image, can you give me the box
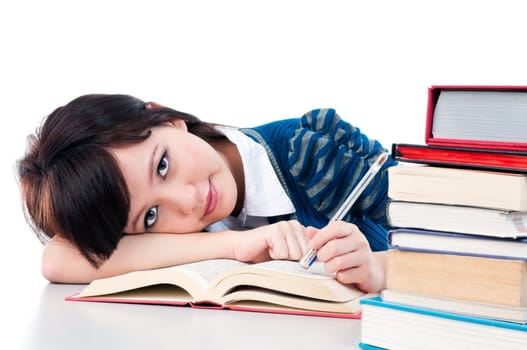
[130,143,159,233]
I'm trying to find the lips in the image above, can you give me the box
[204,178,217,216]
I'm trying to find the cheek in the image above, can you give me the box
[219,173,238,213]
[180,142,212,170]
[187,145,224,174]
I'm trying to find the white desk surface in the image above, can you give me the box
[3,255,362,350]
[10,283,362,350]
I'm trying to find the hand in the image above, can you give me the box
[305,221,387,293]
[232,220,309,263]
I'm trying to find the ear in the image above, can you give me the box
[168,119,187,131]
[145,102,167,110]
[145,102,188,131]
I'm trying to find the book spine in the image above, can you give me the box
[361,296,527,331]
[386,250,527,307]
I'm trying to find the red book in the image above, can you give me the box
[425,85,527,151]
[392,143,527,173]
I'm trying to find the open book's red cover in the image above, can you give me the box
[65,293,362,319]
[425,85,527,151]
[392,143,527,173]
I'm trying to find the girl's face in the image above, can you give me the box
[111,120,238,234]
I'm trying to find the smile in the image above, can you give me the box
[204,178,217,216]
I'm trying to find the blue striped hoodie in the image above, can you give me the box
[241,108,395,251]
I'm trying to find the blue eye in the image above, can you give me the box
[144,206,158,229]
[158,152,169,177]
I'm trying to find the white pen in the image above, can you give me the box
[299,151,389,269]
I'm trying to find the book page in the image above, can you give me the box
[246,260,335,279]
[210,260,366,303]
[433,90,527,143]
[170,259,248,284]
[223,288,366,314]
[77,259,248,300]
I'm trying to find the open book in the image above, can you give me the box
[67,259,375,318]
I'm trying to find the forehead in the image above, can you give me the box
[111,143,153,204]
[110,126,175,172]
[111,138,154,171]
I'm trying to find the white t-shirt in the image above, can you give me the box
[206,126,295,232]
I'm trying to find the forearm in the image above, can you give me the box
[109,232,238,272]
[42,220,307,284]
[42,231,239,284]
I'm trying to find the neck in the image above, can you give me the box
[207,136,245,217]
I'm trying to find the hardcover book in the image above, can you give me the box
[388,228,527,260]
[386,200,527,239]
[425,85,527,151]
[360,297,527,350]
[67,259,375,318]
[387,164,527,211]
[380,289,527,324]
[391,143,527,173]
[386,250,527,307]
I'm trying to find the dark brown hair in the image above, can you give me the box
[17,94,224,267]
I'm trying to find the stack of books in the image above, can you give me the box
[359,86,527,350]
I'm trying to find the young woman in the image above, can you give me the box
[17,94,395,292]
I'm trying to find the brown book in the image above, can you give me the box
[386,250,527,307]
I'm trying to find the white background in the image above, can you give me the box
[1,0,527,347]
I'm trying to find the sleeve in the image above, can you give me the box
[288,108,396,250]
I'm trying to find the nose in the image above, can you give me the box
[170,183,200,215]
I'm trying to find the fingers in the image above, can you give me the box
[267,220,308,260]
[309,221,362,252]
[308,221,376,287]
[283,220,309,259]
[285,221,309,259]
[335,264,371,285]
[334,252,387,292]
[300,221,384,293]
[316,230,369,263]
[234,221,308,263]
[324,248,369,278]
